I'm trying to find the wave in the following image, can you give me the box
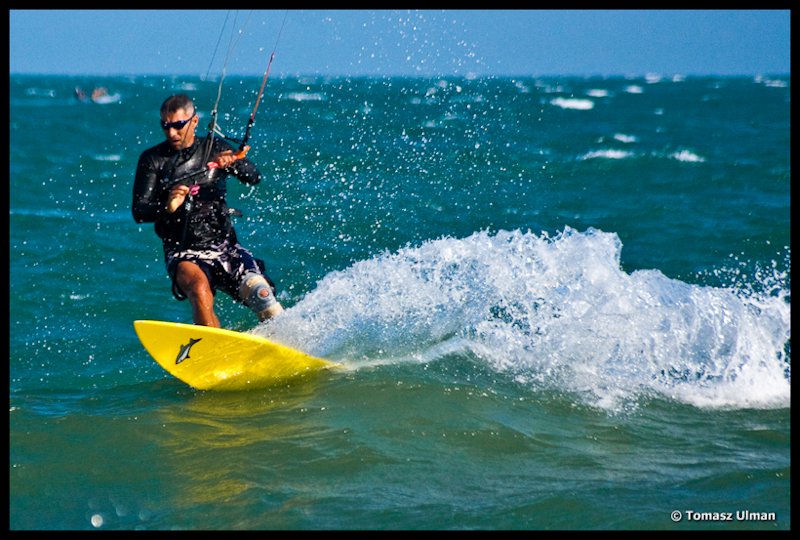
[670,150,705,162]
[578,148,706,163]
[257,228,790,412]
[283,92,326,102]
[613,133,638,143]
[580,149,634,160]
[550,97,594,110]
[91,92,121,104]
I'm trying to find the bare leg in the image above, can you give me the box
[175,261,220,327]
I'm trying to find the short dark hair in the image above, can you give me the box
[160,94,195,117]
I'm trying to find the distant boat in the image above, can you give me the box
[74,86,120,104]
[90,87,121,104]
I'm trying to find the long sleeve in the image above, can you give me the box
[230,158,261,186]
[132,151,166,224]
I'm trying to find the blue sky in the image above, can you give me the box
[9,9,791,77]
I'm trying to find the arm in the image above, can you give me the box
[227,155,261,186]
[210,141,261,186]
[131,152,167,223]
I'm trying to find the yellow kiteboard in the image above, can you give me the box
[133,320,339,391]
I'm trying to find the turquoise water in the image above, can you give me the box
[9,73,790,530]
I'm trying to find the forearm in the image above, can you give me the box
[229,158,261,185]
[132,159,167,223]
[132,195,166,223]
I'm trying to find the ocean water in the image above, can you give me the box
[9,73,790,530]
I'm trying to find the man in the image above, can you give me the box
[132,94,283,327]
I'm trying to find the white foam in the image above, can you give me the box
[91,93,121,104]
[755,75,788,88]
[258,228,790,411]
[513,80,531,93]
[283,92,326,102]
[670,150,705,162]
[550,97,594,110]
[580,149,634,160]
[613,133,638,144]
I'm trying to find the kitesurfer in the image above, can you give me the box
[132,93,283,327]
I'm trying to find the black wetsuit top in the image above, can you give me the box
[132,137,260,251]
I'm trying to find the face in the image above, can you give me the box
[160,108,197,150]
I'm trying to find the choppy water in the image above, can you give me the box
[9,73,790,530]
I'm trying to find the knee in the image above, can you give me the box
[238,272,283,320]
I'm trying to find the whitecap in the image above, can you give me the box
[670,150,705,163]
[613,133,638,144]
[92,93,121,104]
[283,92,325,102]
[580,149,634,160]
[514,80,531,93]
[550,97,594,110]
[763,79,788,88]
[254,228,790,412]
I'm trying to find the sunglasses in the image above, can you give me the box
[160,113,195,131]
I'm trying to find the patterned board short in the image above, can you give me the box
[165,240,274,302]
